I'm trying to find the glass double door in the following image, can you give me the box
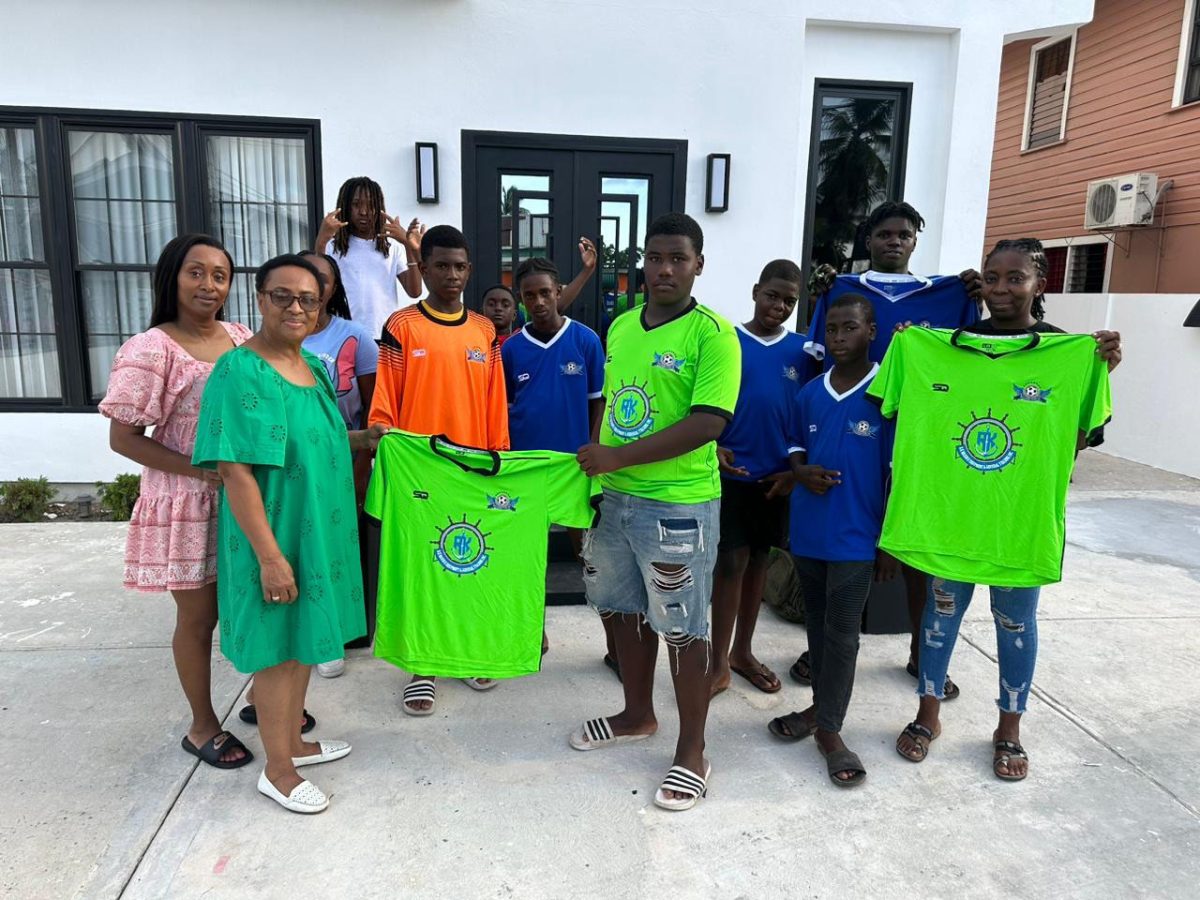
[467,136,684,341]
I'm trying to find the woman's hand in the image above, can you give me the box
[1093,329,1122,371]
[350,423,389,452]
[193,467,222,488]
[260,555,298,604]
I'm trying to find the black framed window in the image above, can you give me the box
[1184,1,1200,105]
[0,107,321,409]
[801,79,911,315]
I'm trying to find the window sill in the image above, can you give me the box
[1020,137,1066,155]
[1168,98,1200,113]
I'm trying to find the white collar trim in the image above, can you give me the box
[822,362,879,402]
[736,322,789,346]
[858,270,933,303]
[519,317,572,349]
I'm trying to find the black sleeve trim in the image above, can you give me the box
[691,404,734,422]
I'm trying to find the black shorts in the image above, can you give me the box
[718,477,789,553]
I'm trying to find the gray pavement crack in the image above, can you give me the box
[959,632,1200,821]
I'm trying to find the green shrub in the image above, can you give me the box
[96,473,141,521]
[0,476,55,522]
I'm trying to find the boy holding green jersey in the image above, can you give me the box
[570,212,741,812]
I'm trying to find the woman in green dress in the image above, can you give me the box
[193,253,384,814]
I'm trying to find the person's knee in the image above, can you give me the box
[714,547,748,580]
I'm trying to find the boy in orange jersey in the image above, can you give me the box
[368,224,509,713]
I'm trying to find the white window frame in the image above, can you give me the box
[1172,0,1199,107]
[1021,30,1078,152]
[1042,235,1112,293]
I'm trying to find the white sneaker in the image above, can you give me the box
[316,657,345,678]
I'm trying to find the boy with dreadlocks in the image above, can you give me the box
[315,176,424,342]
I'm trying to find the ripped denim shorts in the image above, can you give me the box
[581,489,719,641]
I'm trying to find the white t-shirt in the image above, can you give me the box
[325,235,409,341]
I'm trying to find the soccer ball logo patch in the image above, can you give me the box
[848,419,879,439]
[652,351,685,373]
[486,493,519,512]
[1014,383,1052,403]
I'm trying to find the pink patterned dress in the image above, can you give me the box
[99,322,253,592]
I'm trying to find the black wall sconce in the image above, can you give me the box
[415,142,439,204]
[1184,298,1200,327]
[705,153,730,213]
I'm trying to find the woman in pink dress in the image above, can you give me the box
[100,234,255,769]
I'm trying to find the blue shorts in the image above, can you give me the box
[582,489,719,641]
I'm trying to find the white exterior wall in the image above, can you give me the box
[0,0,1094,483]
[1039,293,1200,481]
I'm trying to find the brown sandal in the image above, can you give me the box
[896,721,938,762]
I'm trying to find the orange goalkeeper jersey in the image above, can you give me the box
[368,302,510,450]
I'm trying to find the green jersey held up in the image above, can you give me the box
[599,300,741,504]
[365,431,599,678]
[868,328,1111,587]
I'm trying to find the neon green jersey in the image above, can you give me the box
[600,300,741,503]
[365,431,599,678]
[868,328,1111,587]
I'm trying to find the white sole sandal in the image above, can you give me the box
[293,740,352,768]
[568,717,653,751]
[257,770,329,814]
[402,679,436,716]
[653,761,711,812]
[462,677,499,691]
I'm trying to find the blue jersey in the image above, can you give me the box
[788,364,893,561]
[719,324,807,481]
[502,318,604,453]
[804,271,977,372]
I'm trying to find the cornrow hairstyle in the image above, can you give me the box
[514,256,560,290]
[298,250,352,320]
[420,224,470,260]
[864,201,926,237]
[254,253,322,295]
[757,258,803,285]
[646,211,703,255]
[986,238,1049,320]
[829,291,876,325]
[149,234,234,327]
[332,176,388,257]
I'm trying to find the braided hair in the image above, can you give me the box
[985,238,1048,320]
[298,250,352,320]
[332,176,389,257]
[864,201,925,237]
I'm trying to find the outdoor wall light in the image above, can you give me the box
[705,153,730,213]
[415,142,439,204]
[1184,297,1200,327]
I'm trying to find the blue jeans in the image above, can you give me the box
[918,577,1040,714]
[582,490,719,643]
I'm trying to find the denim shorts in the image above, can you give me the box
[582,489,719,641]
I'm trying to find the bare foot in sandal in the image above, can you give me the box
[993,714,1029,781]
[896,697,942,761]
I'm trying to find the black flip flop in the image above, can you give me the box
[238,704,316,733]
[767,710,817,742]
[603,653,622,683]
[906,660,960,701]
[789,652,812,686]
[181,730,254,769]
[821,747,866,787]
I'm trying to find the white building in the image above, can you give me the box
[0,0,1095,484]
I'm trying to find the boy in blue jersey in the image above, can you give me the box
[710,259,806,696]
[796,201,978,698]
[768,294,899,787]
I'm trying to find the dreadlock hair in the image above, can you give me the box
[864,201,925,237]
[514,257,560,290]
[829,292,876,325]
[646,212,703,255]
[985,238,1049,320]
[298,250,351,320]
[149,234,234,327]
[757,258,803,285]
[420,224,470,260]
[331,176,388,257]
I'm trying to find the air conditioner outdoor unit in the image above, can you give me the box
[1084,172,1158,229]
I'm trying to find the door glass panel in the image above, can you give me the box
[599,177,650,336]
[500,173,551,289]
[0,126,60,398]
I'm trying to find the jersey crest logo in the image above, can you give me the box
[783,365,800,382]
[486,493,519,512]
[1014,383,1052,403]
[560,361,584,376]
[848,419,880,439]
[432,516,491,576]
[652,351,685,373]
[609,379,657,440]
[954,409,1021,473]
[466,347,487,364]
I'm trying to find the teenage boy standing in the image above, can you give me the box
[571,213,740,812]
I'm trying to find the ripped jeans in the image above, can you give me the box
[582,490,718,644]
[918,578,1040,714]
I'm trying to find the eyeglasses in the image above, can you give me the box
[260,288,320,311]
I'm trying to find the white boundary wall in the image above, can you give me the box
[1046,293,1200,480]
